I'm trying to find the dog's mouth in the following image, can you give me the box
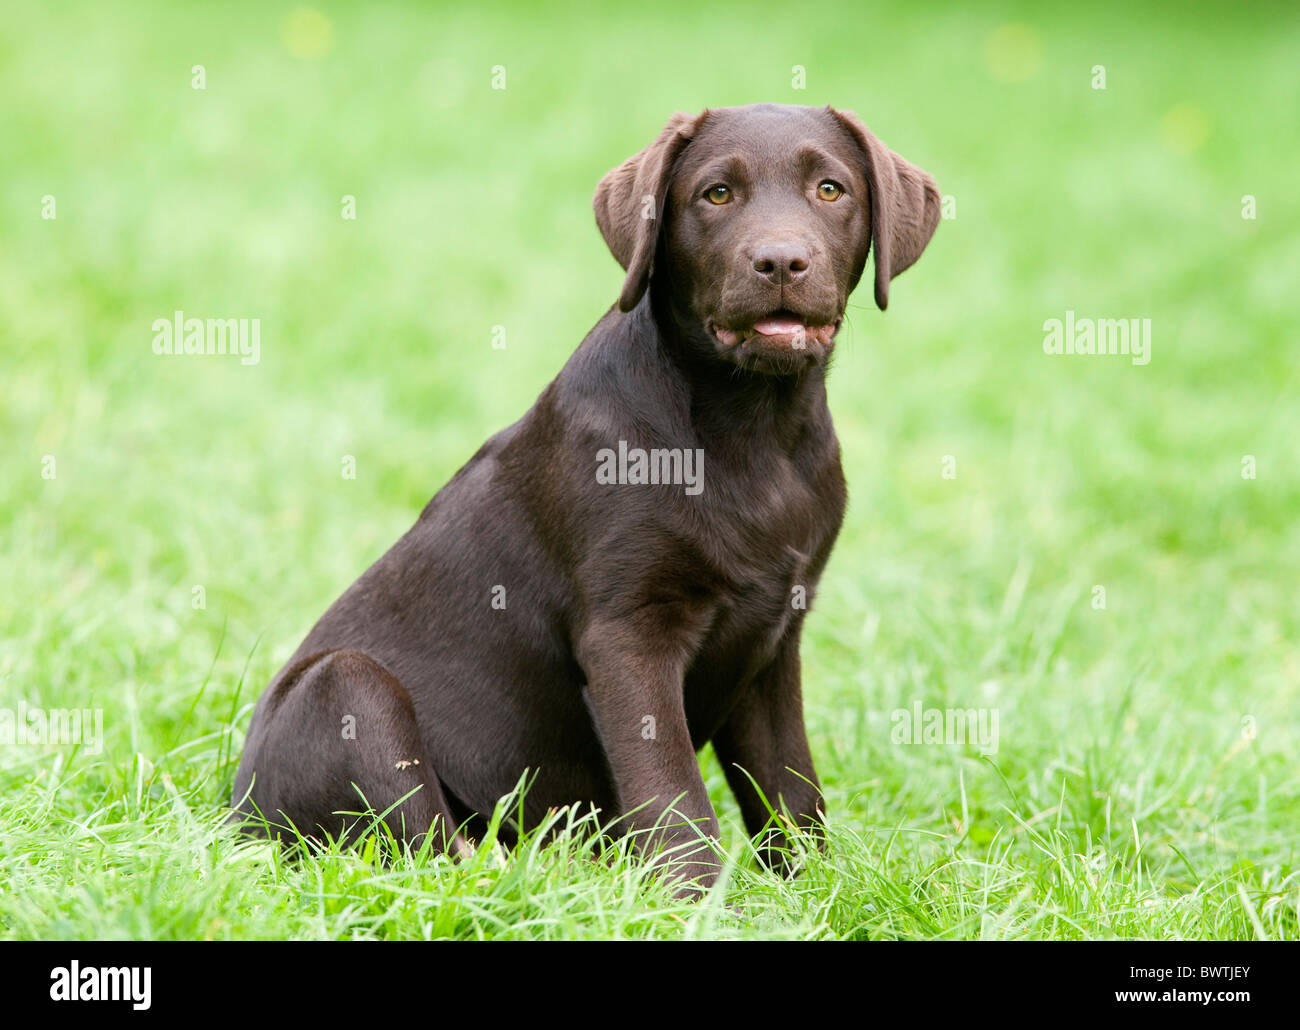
[710,309,842,349]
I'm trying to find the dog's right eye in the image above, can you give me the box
[704,184,732,205]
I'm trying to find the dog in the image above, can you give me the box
[230,103,939,890]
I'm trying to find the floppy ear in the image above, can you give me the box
[594,111,701,313]
[828,107,941,311]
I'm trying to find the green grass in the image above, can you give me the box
[2,0,1298,939]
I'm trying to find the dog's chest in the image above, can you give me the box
[690,453,838,672]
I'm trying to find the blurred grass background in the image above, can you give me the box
[1,0,1298,939]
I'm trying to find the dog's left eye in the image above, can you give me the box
[816,181,844,202]
[704,184,732,205]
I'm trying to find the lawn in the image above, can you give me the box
[1,0,1297,939]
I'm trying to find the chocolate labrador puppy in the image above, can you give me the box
[230,103,939,889]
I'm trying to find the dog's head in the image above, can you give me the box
[594,104,940,375]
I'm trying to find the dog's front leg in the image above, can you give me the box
[713,625,826,874]
[577,617,721,894]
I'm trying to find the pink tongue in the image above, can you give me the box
[753,317,806,336]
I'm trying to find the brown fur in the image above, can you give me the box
[230,103,940,891]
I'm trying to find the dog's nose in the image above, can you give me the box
[752,243,811,285]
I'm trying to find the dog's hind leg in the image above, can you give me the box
[229,649,471,857]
